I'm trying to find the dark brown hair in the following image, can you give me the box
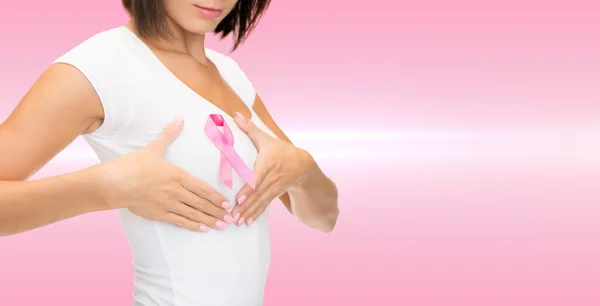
[122,0,271,50]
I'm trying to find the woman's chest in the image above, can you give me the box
[162,57,254,120]
[116,90,261,198]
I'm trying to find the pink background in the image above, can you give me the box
[1,1,600,305]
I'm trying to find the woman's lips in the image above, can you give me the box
[194,5,222,19]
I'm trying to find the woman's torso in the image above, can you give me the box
[54,26,275,306]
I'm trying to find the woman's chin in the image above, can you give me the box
[181,19,221,35]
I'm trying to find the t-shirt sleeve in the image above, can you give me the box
[52,33,128,139]
[223,56,282,138]
[224,56,258,109]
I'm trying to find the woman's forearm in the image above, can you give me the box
[0,165,109,236]
[287,164,339,233]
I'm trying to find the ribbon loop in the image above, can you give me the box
[204,114,256,189]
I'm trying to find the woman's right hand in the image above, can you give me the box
[97,116,233,232]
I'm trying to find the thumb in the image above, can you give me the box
[234,112,269,150]
[145,115,184,155]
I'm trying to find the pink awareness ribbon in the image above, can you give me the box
[204,114,256,189]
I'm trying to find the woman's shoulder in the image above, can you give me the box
[206,49,252,84]
[206,49,256,100]
[205,48,239,70]
[53,27,130,64]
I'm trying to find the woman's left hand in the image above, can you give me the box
[230,112,315,226]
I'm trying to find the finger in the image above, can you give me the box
[231,190,260,226]
[179,169,231,210]
[232,203,250,226]
[145,115,185,155]
[234,112,270,150]
[229,183,253,224]
[238,191,269,226]
[178,188,233,224]
[231,169,267,225]
[169,203,228,230]
[238,171,283,226]
[233,194,263,226]
[235,184,254,206]
[233,168,271,225]
[163,212,210,232]
[246,203,269,226]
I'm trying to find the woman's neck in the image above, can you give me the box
[125,18,209,64]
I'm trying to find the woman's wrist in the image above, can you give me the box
[0,165,118,236]
[288,150,323,192]
[79,162,123,211]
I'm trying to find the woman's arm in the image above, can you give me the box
[0,63,109,235]
[0,166,110,236]
[0,63,233,236]
[251,94,339,232]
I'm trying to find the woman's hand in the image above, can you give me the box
[98,117,234,232]
[230,113,317,226]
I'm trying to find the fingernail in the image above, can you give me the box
[224,215,234,224]
[246,217,254,225]
[173,115,184,127]
[237,195,247,205]
[233,213,240,223]
[222,201,232,209]
[238,217,245,226]
[216,221,227,230]
[199,224,209,232]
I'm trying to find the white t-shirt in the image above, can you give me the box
[54,26,276,306]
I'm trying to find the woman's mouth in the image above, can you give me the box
[193,5,223,19]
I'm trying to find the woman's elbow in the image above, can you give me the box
[314,205,339,233]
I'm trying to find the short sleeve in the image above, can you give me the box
[52,30,128,139]
[221,56,282,138]
[53,56,117,138]
[224,56,258,108]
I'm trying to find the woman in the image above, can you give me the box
[0,0,339,305]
